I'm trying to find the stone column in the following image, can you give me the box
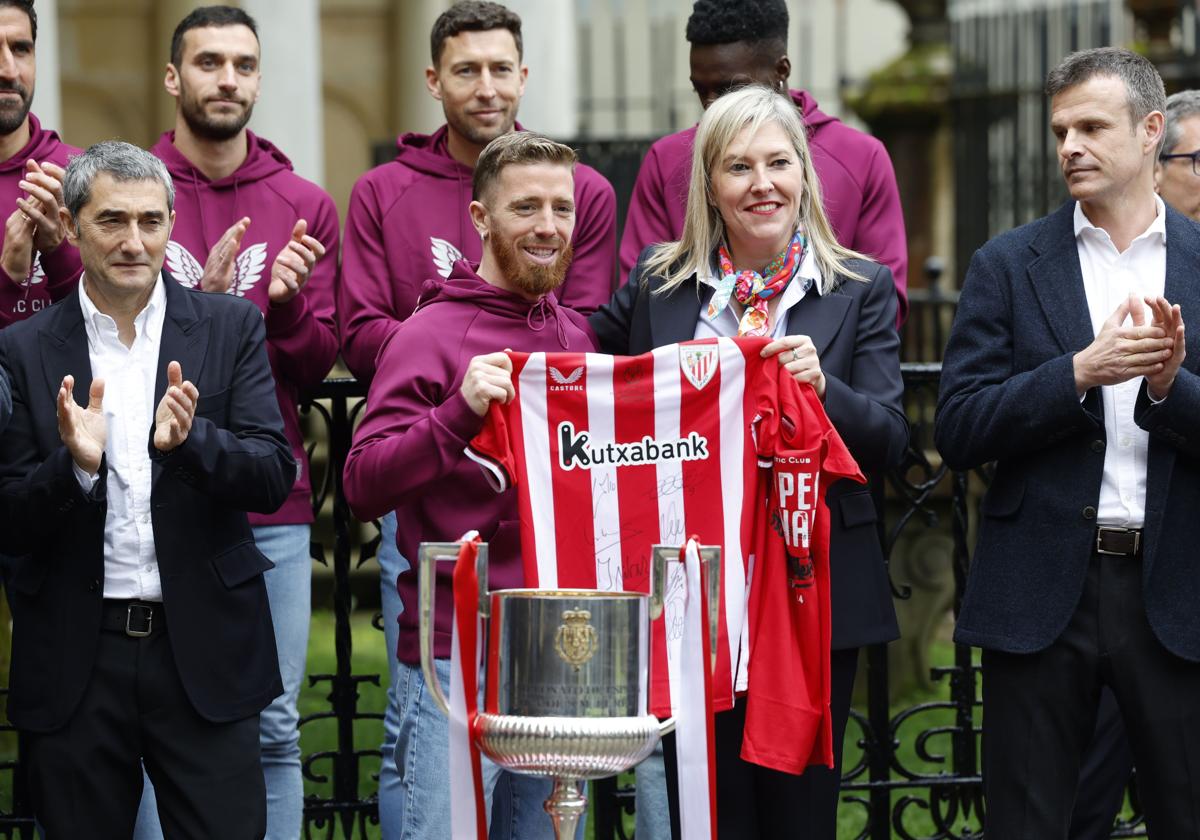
[243,0,324,184]
[506,0,578,138]
[34,0,61,131]
[390,0,447,139]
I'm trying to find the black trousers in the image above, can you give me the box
[1068,685,1134,840]
[982,552,1200,839]
[24,612,266,840]
[663,647,859,839]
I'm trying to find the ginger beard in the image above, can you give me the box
[489,234,574,298]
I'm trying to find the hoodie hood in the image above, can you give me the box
[790,88,833,130]
[0,113,69,173]
[393,125,470,180]
[418,259,580,349]
[392,120,532,179]
[152,129,292,189]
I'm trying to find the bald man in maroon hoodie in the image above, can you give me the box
[135,6,338,840]
[0,0,81,328]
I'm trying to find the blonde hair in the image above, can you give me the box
[643,85,868,293]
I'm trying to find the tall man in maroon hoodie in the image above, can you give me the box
[621,0,909,325]
[345,132,595,839]
[338,5,614,833]
[0,0,81,328]
[135,6,339,840]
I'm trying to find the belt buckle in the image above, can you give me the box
[125,604,153,637]
[1096,527,1140,557]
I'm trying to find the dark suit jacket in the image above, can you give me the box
[590,253,907,649]
[0,274,296,732]
[936,201,1200,660]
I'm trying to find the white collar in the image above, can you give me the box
[1073,195,1167,245]
[78,273,167,348]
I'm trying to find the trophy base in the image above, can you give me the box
[475,713,661,779]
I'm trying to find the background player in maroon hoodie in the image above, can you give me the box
[620,0,909,326]
[135,7,338,840]
[337,5,614,833]
[344,132,594,840]
[0,0,81,328]
[338,0,616,384]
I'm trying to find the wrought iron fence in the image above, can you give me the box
[0,364,1147,838]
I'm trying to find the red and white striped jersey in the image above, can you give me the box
[466,336,860,739]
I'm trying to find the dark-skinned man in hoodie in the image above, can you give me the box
[621,0,909,328]
[0,0,81,328]
[344,131,594,840]
[135,6,339,840]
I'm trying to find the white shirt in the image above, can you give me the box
[1074,197,1167,528]
[694,246,820,340]
[74,275,168,600]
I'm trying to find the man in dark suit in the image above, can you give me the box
[937,47,1200,838]
[0,140,295,838]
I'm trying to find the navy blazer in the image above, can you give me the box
[590,252,907,649]
[0,274,296,731]
[936,201,1200,660]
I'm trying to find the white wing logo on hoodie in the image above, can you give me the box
[22,254,46,286]
[164,240,268,297]
[430,237,463,279]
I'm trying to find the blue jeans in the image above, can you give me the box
[635,744,672,839]
[394,659,582,839]
[132,524,311,840]
[377,511,409,838]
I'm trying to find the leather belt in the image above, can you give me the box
[100,599,165,637]
[1095,527,1142,558]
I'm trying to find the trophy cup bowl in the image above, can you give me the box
[418,544,674,839]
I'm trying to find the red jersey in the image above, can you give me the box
[467,337,862,772]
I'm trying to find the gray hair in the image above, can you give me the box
[642,84,867,294]
[1162,89,1200,155]
[1045,47,1166,125]
[63,141,175,219]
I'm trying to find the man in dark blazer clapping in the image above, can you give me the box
[0,140,295,839]
[937,48,1200,838]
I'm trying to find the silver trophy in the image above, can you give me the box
[418,541,721,839]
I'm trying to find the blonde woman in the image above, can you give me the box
[590,84,907,838]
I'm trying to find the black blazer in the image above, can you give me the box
[590,252,907,649]
[936,201,1200,661]
[0,274,296,732]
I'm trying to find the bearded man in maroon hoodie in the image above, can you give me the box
[339,5,614,834]
[0,0,81,328]
[133,6,339,840]
[621,0,909,326]
[344,132,594,840]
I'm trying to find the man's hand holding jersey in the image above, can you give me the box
[461,352,515,416]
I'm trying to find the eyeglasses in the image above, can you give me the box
[1159,150,1200,175]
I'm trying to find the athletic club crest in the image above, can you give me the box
[679,345,718,390]
[554,608,598,670]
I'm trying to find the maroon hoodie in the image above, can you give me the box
[151,130,339,526]
[620,89,909,325]
[338,124,617,382]
[0,113,82,328]
[343,261,596,663]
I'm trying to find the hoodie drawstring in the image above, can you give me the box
[526,295,570,349]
